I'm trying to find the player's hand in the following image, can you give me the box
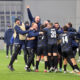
[29,27,33,30]
[39,32,44,35]
[26,5,30,9]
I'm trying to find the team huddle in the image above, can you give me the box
[8,6,80,74]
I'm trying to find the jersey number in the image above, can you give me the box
[51,30,56,38]
[41,36,44,40]
[62,36,68,43]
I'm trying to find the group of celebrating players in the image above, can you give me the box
[8,6,80,75]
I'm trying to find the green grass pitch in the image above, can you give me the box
[0,50,80,80]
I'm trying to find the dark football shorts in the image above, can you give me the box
[48,44,58,53]
[62,50,74,59]
[37,46,48,56]
[57,44,62,56]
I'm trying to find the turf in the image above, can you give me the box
[0,50,80,80]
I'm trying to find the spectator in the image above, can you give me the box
[4,25,14,58]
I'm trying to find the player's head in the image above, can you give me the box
[25,21,29,26]
[43,20,50,27]
[54,22,60,29]
[47,22,53,28]
[15,18,20,25]
[35,16,40,23]
[8,25,12,29]
[63,25,68,32]
[32,22,38,30]
[66,22,72,28]
[40,25,45,31]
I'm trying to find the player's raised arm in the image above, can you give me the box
[26,5,34,22]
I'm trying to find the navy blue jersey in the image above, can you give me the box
[59,32,76,52]
[68,27,76,32]
[27,30,39,48]
[46,27,57,45]
[4,28,14,45]
[60,33,71,46]
[37,30,47,47]
[56,26,63,34]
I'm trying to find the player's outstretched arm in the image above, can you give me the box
[26,5,34,22]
